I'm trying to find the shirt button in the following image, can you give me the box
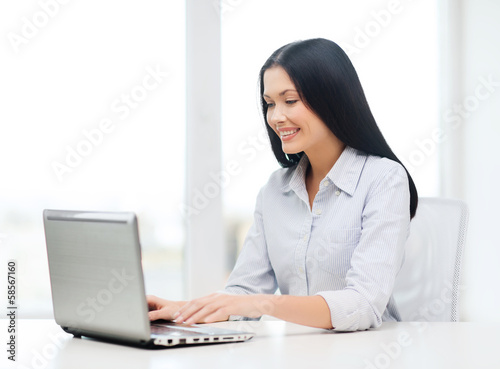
[299,267,304,274]
[323,181,330,187]
[315,209,322,215]
[303,234,308,241]
[335,190,341,196]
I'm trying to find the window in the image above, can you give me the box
[0,0,186,317]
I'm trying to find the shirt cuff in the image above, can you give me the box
[316,289,381,331]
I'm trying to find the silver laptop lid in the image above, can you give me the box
[43,209,151,342]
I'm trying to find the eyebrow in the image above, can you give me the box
[263,89,297,98]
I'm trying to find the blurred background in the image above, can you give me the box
[0,0,498,322]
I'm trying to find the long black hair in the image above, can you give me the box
[259,38,418,219]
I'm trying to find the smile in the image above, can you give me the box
[279,128,300,141]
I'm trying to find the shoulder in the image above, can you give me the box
[360,154,409,197]
[364,154,407,179]
[332,147,408,197]
[259,153,308,195]
[261,165,296,194]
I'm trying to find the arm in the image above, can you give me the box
[170,293,332,328]
[222,188,278,297]
[317,164,411,331]
[148,189,279,323]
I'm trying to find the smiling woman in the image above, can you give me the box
[262,66,346,208]
[148,38,418,331]
[263,68,343,164]
[259,38,417,214]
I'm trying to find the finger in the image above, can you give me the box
[173,299,198,318]
[148,309,163,321]
[201,310,229,324]
[174,294,223,323]
[182,298,228,325]
[175,293,218,316]
[183,304,219,325]
[149,306,175,321]
[175,300,210,324]
[146,295,161,310]
[189,306,228,324]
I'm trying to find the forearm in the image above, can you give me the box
[257,294,333,329]
[168,293,332,328]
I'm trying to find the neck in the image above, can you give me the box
[305,142,346,181]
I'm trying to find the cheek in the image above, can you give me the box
[288,105,309,124]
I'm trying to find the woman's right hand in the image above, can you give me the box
[146,295,186,321]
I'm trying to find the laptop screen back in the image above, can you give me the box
[43,210,151,342]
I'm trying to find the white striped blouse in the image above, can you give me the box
[223,146,411,331]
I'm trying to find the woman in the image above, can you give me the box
[148,38,418,331]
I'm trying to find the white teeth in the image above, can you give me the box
[280,129,299,137]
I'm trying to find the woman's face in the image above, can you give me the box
[263,66,338,156]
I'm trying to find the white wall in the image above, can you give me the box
[457,0,500,321]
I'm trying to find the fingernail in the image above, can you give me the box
[173,311,180,319]
[175,315,183,323]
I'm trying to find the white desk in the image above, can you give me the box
[2,319,499,369]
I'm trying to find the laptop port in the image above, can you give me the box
[168,339,173,344]
[179,339,186,344]
[223,337,233,340]
[193,338,199,342]
[213,337,219,341]
[204,338,210,342]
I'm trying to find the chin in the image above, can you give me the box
[282,146,302,155]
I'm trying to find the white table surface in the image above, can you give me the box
[2,319,499,369]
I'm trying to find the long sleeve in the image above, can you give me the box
[316,164,410,331]
[223,189,278,296]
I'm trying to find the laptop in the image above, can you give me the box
[43,209,254,348]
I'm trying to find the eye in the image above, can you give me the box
[265,102,275,108]
[286,100,298,105]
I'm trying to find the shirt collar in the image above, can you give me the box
[327,146,367,196]
[280,154,309,203]
[281,146,367,197]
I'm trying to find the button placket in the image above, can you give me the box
[295,213,311,294]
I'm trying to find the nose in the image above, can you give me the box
[267,104,286,125]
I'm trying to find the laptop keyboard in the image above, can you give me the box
[150,324,207,337]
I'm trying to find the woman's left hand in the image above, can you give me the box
[173,293,267,325]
